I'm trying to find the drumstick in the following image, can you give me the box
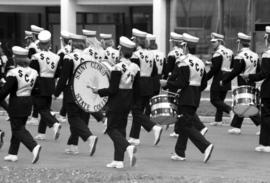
[86,85,96,90]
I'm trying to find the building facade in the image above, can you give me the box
[0,0,269,57]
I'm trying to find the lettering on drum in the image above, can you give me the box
[89,61,107,76]
[74,63,88,80]
[75,93,90,111]
[93,97,107,111]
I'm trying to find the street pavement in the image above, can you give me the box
[0,116,269,182]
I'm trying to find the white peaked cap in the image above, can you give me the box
[70,33,86,40]
[31,25,44,34]
[61,31,70,39]
[120,36,136,49]
[38,30,51,43]
[211,32,224,41]
[182,33,199,43]
[237,32,251,41]
[100,33,112,39]
[25,31,33,39]
[146,34,156,40]
[132,28,147,38]
[82,29,96,37]
[170,32,183,41]
[12,46,29,56]
[265,26,270,34]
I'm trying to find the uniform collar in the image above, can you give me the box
[119,57,131,64]
[73,49,83,53]
[240,47,250,52]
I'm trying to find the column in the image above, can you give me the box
[61,0,77,34]
[153,0,167,53]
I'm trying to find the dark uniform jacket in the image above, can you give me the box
[166,54,207,108]
[98,58,140,113]
[57,45,71,74]
[206,45,233,91]
[0,66,38,117]
[223,47,259,87]
[131,46,158,97]
[249,49,270,99]
[30,50,60,96]
[54,49,94,103]
[163,47,183,79]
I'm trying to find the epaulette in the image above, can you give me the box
[234,54,244,60]
[6,68,17,77]
[130,62,140,72]
[212,51,222,58]
[131,51,139,59]
[113,64,122,71]
[31,53,38,60]
[57,49,64,55]
[262,49,270,58]
[177,61,188,68]
[64,54,72,60]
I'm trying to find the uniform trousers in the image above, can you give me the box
[1,100,8,112]
[66,102,92,145]
[9,117,37,155]
[59,94,67,117]
[175,113,205,132]
[210,89,231,122]
[129,96,156,139]
[174,106,211,157]
[32,100,39,118]
[230,113,260,128]
[259,99,270,146]
[34,96,58,134]
[106,112,130,161]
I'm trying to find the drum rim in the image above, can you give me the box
[151,94,178,100]
[71,60,110,113]
[233,85,255,90]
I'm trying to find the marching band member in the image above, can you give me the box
[160,33,214,163]
[57,31,72,123]
[92,36,140,169]
[146,33,165,87]
[244,26,270,152]
[27,25,45,125]
[164,33,207,137]
[30,30,62,141]
[0,46,41,163]
[54,33,98,156]
[0,43,10,120]
[163,32,184,79]
[83,29,106,62]
[144,33,165,118]
[207,32,234,126]
[100,33,119,66]
[128,29,163,146]
[28,25,44,58]
[82,29,108,125]
[222,32,261,134]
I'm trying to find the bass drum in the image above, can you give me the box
[72,61,110,112]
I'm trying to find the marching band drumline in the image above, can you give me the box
[0,24,269,168]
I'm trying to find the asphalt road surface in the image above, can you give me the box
[0,116,269,182]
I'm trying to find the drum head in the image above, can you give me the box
[72,61,110,112]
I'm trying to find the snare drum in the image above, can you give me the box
[232,85,260,117]
[72,61,110,112]
[149,93,179,125]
